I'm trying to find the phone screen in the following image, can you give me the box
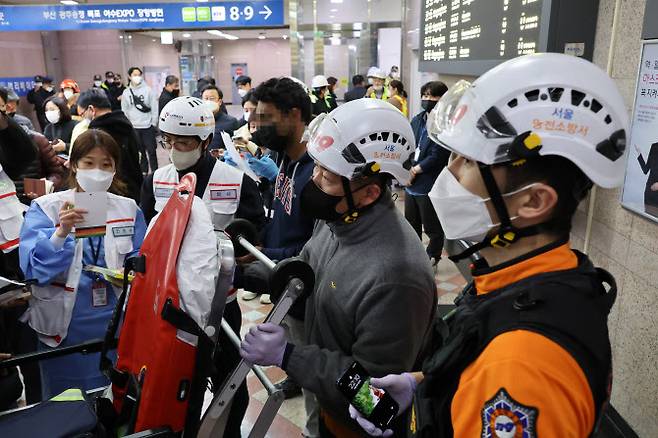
[336,362,399,429]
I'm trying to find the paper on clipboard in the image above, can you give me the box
[221,132,260,182]
[74,192,108,238]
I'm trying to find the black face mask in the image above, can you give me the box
[172,89,180,97]
[421,99,437,113]
[300,179,344,222]
[251,125,289,152]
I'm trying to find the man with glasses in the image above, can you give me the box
[140,96,265,437]
[201,85,240,152]
[140,95,264,228]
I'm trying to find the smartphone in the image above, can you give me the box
[336,361,399,430]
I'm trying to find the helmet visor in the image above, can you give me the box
[427,80,473,140]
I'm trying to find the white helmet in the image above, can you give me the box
[159,96,215,140]
[367,67,386,79]
[427,53,629,188]
[307,99,415,185]
[311,75,329,89]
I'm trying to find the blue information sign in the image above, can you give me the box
[0,77,37,97]
[0,1,284,32]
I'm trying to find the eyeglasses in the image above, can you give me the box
[159,135,200,151]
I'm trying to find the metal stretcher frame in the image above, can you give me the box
[0,225,313,438]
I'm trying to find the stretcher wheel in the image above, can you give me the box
[269,257,315,303]
[225,219,258,258]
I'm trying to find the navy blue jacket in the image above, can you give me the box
[406,111,451,195]
[209,112,240,150]
[261,151,315,261]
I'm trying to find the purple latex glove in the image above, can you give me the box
[239,322,287,367]
[348,373,417,437]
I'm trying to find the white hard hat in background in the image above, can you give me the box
[159,96,215,141]
[366,67,386,79]
[307,99,415,185]
[427,52,629,188]
[311,75,330,89]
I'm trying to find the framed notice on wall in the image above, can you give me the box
[621,40,658,223]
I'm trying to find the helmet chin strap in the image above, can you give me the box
[448,163,544,263]
[340,177,362,224]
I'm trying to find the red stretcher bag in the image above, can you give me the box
[100,174,213,436]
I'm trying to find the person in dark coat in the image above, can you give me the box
[26,75,56,132]
[101,71,123,111]
[636,142,658,217]
[404,81,449,265]
[344,74,367,102]
[43,96,78,153]
[0,95,38,408]
[78,89,144,202]
[202,85,240,151]
[158,75,180,117]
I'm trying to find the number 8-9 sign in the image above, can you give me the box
[229,5,254,21]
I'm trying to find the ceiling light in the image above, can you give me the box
[330,8,338,12]
[282,34,289,40]
[354,22,363,30]
[152,39,156,42]
[60,1,79,5]
[330,37,341,46]
[258,33,266,40]
[182,33,191,38]
[207,30,238,40]
[330,0,343,3]
[196,0,209,2]
[353,31,361,38]
[207,43,212,47]
[119,35,124,39]
[128,35,132,39]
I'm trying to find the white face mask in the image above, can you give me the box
[170,146,202,171]
[45,109,60,124]
[243,110,251,122]
[131,76,142,86]
[63,89,74,100]
[94,81,102,87]
[205,100,220,114]
[237,88,248,98]
[76,168,115,193]
[428,167,533,242]
[44,85,54,92]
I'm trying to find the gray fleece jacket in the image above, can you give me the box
[283,193,437,432]
[121,82,158,129]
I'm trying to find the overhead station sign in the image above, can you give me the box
[0,1,284,32]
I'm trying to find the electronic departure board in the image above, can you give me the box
[420,0,600,76]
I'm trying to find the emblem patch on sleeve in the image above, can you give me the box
[481,388,538,438]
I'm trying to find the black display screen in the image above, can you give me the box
[420,0,552,75]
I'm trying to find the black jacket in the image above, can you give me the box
[344,86,367,102]
[26,87,55,131]
[44,119,78,150]
[89,111,144,202]
[158,88,178,117]
[140,154,265,229]
[0,115,38,180]
[102,81,123,111]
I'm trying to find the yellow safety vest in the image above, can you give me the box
[391,95,408,117]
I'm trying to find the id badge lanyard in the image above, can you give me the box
[89,236,108,307]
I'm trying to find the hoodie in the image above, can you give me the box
[261,151,315,261]
[120,82,158,129]
[89,110,144,201]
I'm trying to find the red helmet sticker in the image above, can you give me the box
[451,104,468,125]
[315,135,334,152]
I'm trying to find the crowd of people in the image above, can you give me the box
[0,52,629,438]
